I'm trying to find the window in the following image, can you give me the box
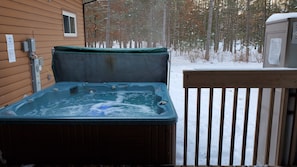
[62,11,77,37]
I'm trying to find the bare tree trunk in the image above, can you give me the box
[245,0,251,62]
[233,0,239,54]
[106,0,111,48]
[205,0,214,61]
[167,8,170,48]
[148,3,153,48]
[162,1,167,47]
[214,0,220,53]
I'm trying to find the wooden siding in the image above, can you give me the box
[0,0,84,107]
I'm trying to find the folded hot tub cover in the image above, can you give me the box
[52,46,169,83]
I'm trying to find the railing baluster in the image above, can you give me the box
[218,88,226,166]
[206,88,214,166]
[184,87,189,165]
[195,88,201,166]
[265,88,276,164]
[289,88,297,165]
[253,88,263,165]
[230,88,238,165]
[241,88,251,165]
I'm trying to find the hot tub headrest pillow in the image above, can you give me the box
[52,46,169,83]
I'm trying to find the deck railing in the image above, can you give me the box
[183,69,297,166]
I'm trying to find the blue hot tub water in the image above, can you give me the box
[0,82,176,122]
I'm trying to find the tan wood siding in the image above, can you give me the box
[0,0,84,107]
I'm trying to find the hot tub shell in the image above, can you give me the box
[0,47,177,165]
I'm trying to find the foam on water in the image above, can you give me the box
[88,101,156,117]
[18,88,163,117]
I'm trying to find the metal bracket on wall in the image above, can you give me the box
[22,38,42,93]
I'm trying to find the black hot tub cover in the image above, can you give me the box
[52,46,169,83]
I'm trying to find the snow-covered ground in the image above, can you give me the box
[168,50,263,165]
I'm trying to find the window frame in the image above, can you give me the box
[62,10,77,37]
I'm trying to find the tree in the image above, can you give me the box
[244,0,251,62]
[83,0,296,60]
[106,0,111,48]
[205,0,214,61]
[213,0,221,53]
[162,0,167,47]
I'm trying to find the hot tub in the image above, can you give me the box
[0,46,176,165]
[0,82,177,164]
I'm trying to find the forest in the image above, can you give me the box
[83,0,297,61]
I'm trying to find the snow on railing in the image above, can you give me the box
[183,69,297,166]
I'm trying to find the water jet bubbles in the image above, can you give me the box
[89,89,96,94]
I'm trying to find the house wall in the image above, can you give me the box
[0,0,84,107]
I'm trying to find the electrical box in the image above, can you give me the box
[22,41,29,52]
[22,38,36,53]
[27,38,36,52]
[263,13,297,67]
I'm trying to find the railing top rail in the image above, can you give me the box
[183,69,297,88]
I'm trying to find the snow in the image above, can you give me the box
[266,12,297,23]
[105,41,264,165]
[168,50,263,165]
